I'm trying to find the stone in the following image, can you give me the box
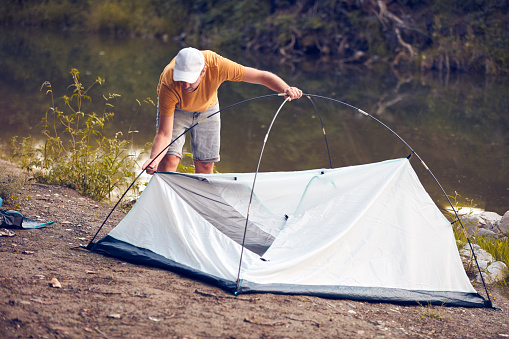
[477,228,498,239]
[478,211,502,230]
[459,244,493,270]
[460,211,505,237]
[476,261,509,284]
[497,210,509,236]
[459,214,481,237]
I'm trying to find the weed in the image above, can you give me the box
[0,171,28,210]
[473,236,509,271]
[418,302,446,321]
[10,68,146,203]
[447,192,509,280]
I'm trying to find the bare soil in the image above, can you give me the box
[1,160,509,338]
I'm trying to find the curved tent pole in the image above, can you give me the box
[235,97,290,294]
[234,95,331,293]
[302,94,493,308]
[306,96,333,169]
[85,93,281,249]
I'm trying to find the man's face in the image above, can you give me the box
[177,67,206,92]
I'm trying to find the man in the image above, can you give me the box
[142,47,303,175]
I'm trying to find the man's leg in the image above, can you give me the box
[190,103,220,174]
[157,154,180,172]
[194,161,214,174]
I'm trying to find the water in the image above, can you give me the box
[1,26,508,215]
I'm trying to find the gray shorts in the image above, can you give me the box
[157,101,221,163]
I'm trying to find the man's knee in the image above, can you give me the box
[158,154,180,172]
[194,161,214,174]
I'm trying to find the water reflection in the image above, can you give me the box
[0,26,507,215]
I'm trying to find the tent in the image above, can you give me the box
[92,158,487,307]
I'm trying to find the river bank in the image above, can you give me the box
[1,0,507,75]
[1,158,509,338]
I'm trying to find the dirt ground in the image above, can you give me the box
[1,160,509,339]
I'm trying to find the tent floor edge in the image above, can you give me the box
[91,236,488,308]
[237,283,488,308]
[91,235,237,293]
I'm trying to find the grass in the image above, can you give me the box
[418,302,446,321]
[5,68,206,208]
[9,68,147,204]
[0,169,28,210]
[453,220,509,272]
[447,193,509,285]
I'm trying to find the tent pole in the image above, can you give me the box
[86,94,281,249]
[303,94,494,308]
[306,96,333,169]
[235,97,290,294]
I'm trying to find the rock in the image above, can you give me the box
[498,211,509,235]
[478,211,502,230]
[477,261,508,284]
[459,244,493,268]
[460,244,508,284]
[460,211,505,238]
[459,214,480,237]
[477,228,498,239]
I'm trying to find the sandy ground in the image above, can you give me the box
[1,160,509,338]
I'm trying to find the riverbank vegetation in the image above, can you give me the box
[1,0,507,74]
[9,69,146,203]
[5,68,197,204]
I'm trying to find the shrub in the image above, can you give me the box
[10,68,145,202]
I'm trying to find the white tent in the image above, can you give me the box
[92,158,487,307]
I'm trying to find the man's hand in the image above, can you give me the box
[284,86,303,101]
[142,158,158,175]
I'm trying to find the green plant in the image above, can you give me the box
[10,68,144,203]
[474,235,509,271]
[447,192,509,278]
[418,302,446,321]
[0,171,28,210]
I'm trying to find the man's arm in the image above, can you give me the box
[142,114,174,175]
[243,67,303,100]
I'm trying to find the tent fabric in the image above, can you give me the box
[0,198,54,229]
[92,158,487,307]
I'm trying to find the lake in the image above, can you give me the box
[1,26,507,215]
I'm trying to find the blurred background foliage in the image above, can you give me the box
[0,0,507,74]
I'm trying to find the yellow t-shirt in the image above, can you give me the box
[157,50,245,117]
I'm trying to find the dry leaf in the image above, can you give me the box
[0,229,16,237]
[50,277,62,288]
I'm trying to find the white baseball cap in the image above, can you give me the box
[173,47,205,83]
